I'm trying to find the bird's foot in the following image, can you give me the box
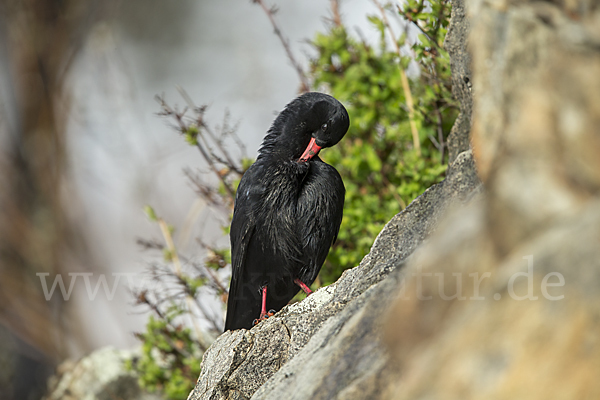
[252,309,276,326]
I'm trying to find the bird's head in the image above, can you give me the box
[260,92,350,162]
[298,92,350,162]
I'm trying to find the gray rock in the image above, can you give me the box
[44,347,163,400]
[187,2,479,399]
[193,0,600,398]
[188,149,481,400]
[383,1,600,398]
[444,0,472,164]
[253,267,401,400]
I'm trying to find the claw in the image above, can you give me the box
[253,310,274,326]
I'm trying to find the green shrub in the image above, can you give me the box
[131,2,457,398]
[312,0,456,284]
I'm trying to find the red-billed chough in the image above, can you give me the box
[224,92,349,331]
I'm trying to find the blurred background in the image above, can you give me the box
[3,1,596,399]
[0,0,377,398]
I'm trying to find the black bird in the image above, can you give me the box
[224,92,350,331]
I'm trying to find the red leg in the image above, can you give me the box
[294,279,313,295]
[260,286,267,319]
[253,286,275,326]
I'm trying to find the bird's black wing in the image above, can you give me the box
[224,163,265,331]
[296,160,345,285]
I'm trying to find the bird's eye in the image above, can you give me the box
[321,123,328,132]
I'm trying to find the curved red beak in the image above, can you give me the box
[299,137,322,162]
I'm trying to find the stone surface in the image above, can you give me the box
[43,347,163,400]
[384,200,600,400]
[188,1,480,399]
[445,0,473,163]
[382,1,600,399]
[469,0,600,254]
[194,0,600,399]
[188,149,481,400]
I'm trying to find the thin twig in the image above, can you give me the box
[203,264,229,295]
[193,136,236,198]
[158,219,183,275]
[228,125,247,160]
[372,0,421,156]
[382,174,406,209]
[428,134,440,149]
[196,129,241,180]
[176,273,222,332]
[177,86,243,175]
[434,101,445,164]
[330,0,342,27]
[396,4,443,52]
[355,27,371,51]
[183,168,224,208]
[180,249,229,296]
[217,112,245,174]
[152,261,224,333]
[193,301,221,333]
[136,238,164,251]
[156,96,236,199]
[253,0,311,92]
[157,217,210,348]
[134,290,208,353]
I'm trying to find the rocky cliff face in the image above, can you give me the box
[187,1,479,398]
[43,347,163,400]
[189,0,600,399]
[384,1,600,398]
[188,149,480,400]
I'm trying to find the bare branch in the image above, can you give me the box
[183,168,226,209]
[177,86,244,175]
[428,134,440,149]
[155,95,237,199]
[253,0,311,93]
[136,238,164,251]
[174,273,222,332]
[396,4,442,52]
[179,250,229,297]
[434,101,446,164]
[133,289,208,352]
[329,0,342,27]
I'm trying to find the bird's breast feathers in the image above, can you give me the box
[267,162,341,253]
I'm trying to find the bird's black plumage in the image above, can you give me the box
[224,92,349,331]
